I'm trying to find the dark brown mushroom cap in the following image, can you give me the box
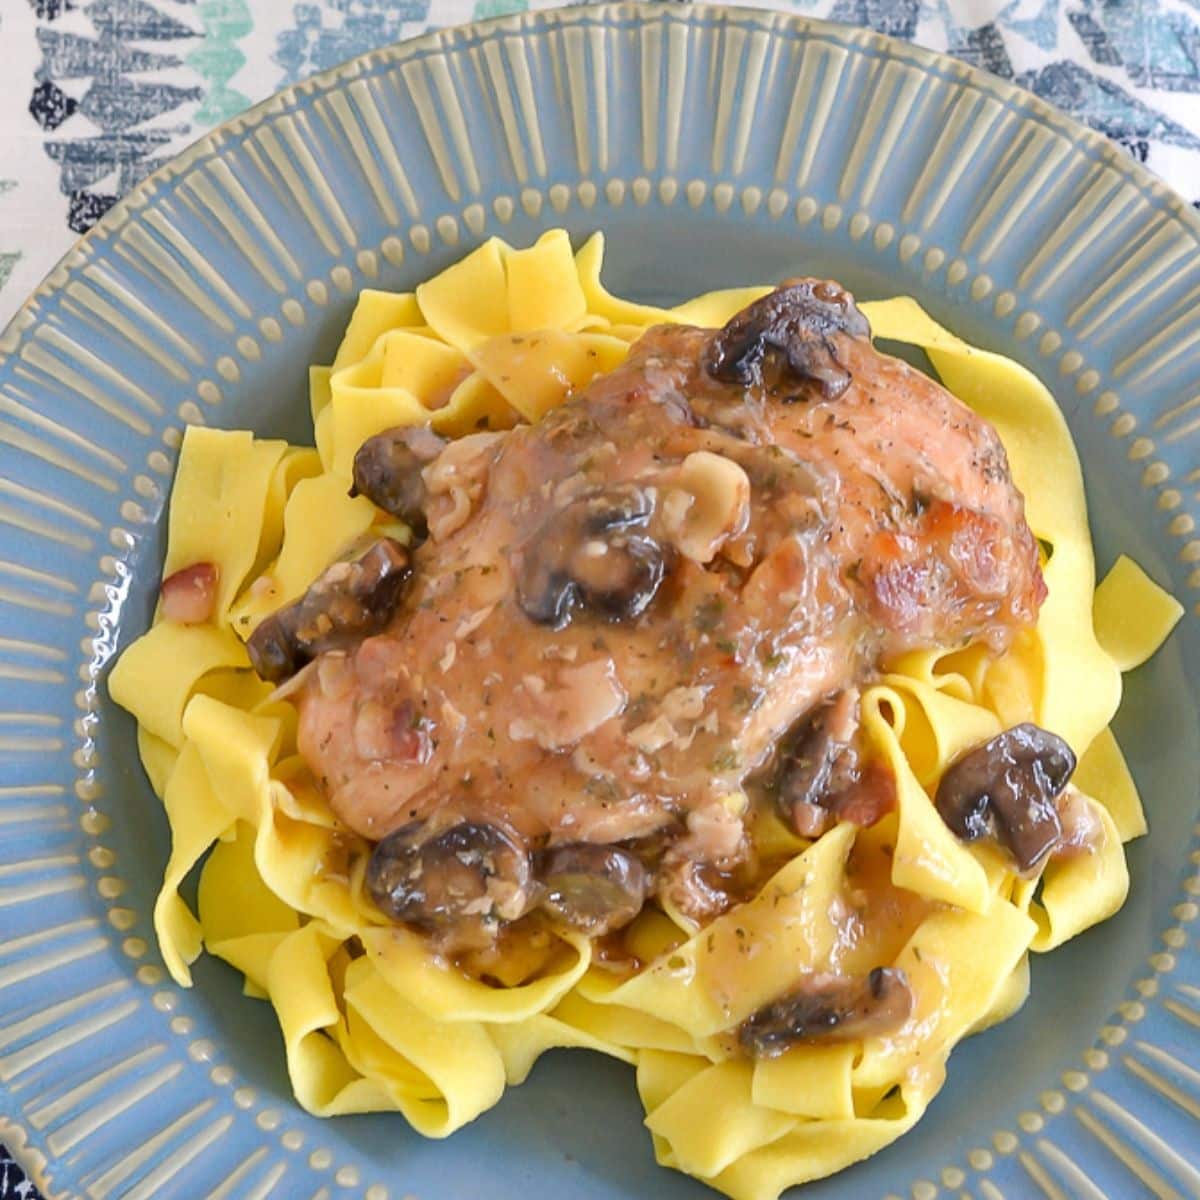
[515,485,666,629]
[705,279,871,397]
[246,538,412,682]
[738,966,914,1058]
[775,690,861,837]
[534,842,649,935]
[350,425,447,535]
[366,819,533,935]
[934,722,1076,873]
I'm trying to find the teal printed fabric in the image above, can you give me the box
[0,0,1197,333]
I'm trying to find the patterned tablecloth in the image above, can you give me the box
[0,0,1197,1193]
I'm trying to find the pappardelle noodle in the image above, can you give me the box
[110,230,1182,1198]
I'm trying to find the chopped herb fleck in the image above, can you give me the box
[694,596,725,633]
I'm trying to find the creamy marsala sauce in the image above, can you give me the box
[248,280,1049,1008]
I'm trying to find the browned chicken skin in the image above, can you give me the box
[288,280,1046,947]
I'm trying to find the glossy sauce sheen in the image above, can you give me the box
[297,293,1046,920]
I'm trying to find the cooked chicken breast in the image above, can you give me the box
[266,280,1044,945]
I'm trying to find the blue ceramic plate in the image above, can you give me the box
[1,6,1197,1198]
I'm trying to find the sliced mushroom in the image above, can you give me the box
[516,485,667,629]
[367,819,532,939]
[534,842,649,935]
[706,279,870,397]
[775,690,861,838]
[246,538,412,682]
[935,722,1076,873]
[577,483,655,534]
[738,967,914,1058]
[570,536,664,620]
[350,426,447,535]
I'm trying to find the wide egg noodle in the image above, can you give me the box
[485,1013,634,1086]
[637,1048,925,1200]
[706,1089,926,1200]
[310,365,335,469]
[967,953,1031,1036]
[1093,553,1183,671]
[549,988,698,1056]
[109,428,316,751]
[859,686,991,913]
[153,738,237,984]
[154,695,283,987]
[416,236,512,350]
[358,924,592,1025]
[332,289,424,371]
[1019,796,1129,952]
[339,955,510,1135]
[852,898,1035,1097]
[575,823,857,1039]
[506,229,590,332]
[749,1042,858,1120]
[229,473,378,635]
[109,622,248,747]
[428,370,517,439]
[186,694,374,936]
[979,628,1040,730]
[928,642,993,702]
[136,725,179,798]
[1073,726,1146,840]
[327,330,471,479]
[159,427,290,620]
[197,819,300,994]
[109,230,1184,1198]
[257,447,325,576]
[469,330,631,423]
[574,232,676,327]
[196,800,517,1133]
[644,1060,797,1179]
[264,923,398,1116]
[669,287,773,327]
[878,673,1002,791]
